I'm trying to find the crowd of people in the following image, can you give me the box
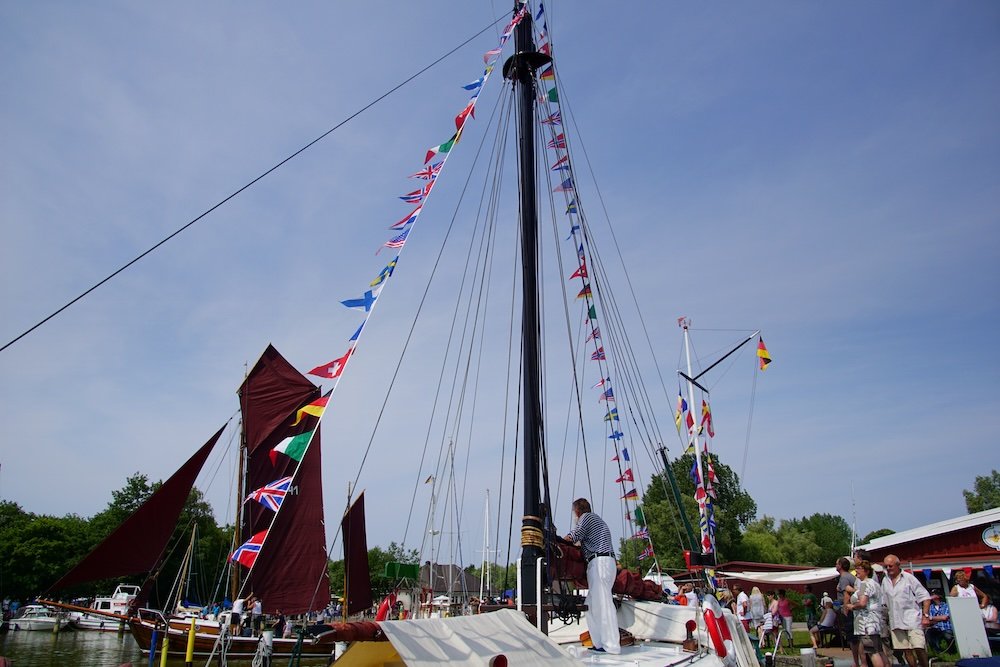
[705,550,996,665]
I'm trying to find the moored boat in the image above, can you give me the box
[7,605,75,632]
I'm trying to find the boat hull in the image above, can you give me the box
[129,619,335,658]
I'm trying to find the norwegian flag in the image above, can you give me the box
[591,347,606,361]
[638,545,654,561]
[230,530,267,569]
[399,183,432,204]
[409,162,443,180]
[245,476,293,512]
[547,133,566,149]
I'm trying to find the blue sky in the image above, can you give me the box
[2,2,998,572]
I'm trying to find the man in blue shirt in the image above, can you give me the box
[566,498,619,654]
[925,592,952,655]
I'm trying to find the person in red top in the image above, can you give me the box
[776,589,795,649]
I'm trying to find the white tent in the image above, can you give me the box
[717,566,839,586]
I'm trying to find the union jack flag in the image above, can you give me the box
[542,110,562,126]
[230,530,267,569]
[633,527,649,540]
[245,476,293,512]
[409,162,443,180]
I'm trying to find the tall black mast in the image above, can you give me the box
[503,2,551,623]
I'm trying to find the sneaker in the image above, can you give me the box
[589,647,606,652]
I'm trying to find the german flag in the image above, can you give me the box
[757,337,772,371]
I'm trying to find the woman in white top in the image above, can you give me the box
[810,600,838,649]
[950,570,990,609]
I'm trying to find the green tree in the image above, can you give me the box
[781,513,851,566]
[329,542,419,601]
[963,470,1000,513]
[642,452,757,565]
[860,528,895,544]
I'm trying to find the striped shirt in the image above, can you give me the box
[570,512,614,560]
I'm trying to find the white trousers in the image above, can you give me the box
[586,556,620,654]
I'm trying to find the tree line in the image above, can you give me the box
[2,466,997,603]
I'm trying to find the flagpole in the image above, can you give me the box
[680,319,711,570]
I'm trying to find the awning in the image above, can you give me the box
[718,567,839,586]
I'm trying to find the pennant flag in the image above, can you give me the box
[570,262,588,279]
[591,347,606,361]
[455,100,475,130]
[308,346,354,379]
[370,257,398,288]
[349,322,364,342]
[542,110,561,126]
[701,400,715,438]
[535,3,544,21]
[292,391,332,426]
[483,48,501,63]
[985,564,994,577]
[611,453,619,462]
[231,530,267,569]
[634,505,645,526]
[599,387,615,402]
[547,87,558,103]
[399,184,432,204]
[586,328,600,342]
[757,337,772,370]
[638,545,654,561]
[342,290,378,312]
[576,284,592,300]
[547,133,565,149]
[566,199,578,214]
[381,227,411,252]
[425,132,459,163]
[270,430,314,465]
[587,304,597,320]
[686,410,695,432]
[633,527,649,540]
[245,476,293,512]
[539,65,555,81]
[539,41,551,56]
[409,162,442,180]
[604,408,619,422]
[620,447,630,461]
[616,468,634,483]
[424,475,433,484]
[462,76,484,91]
[564,224,580,240]
[577,243,586,259]
[554,178,574,192]
[591,377,609,389]
[391,206,422,230]
[622,488,638,500]
[684,441,695,455]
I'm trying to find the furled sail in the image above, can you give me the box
[46,426,225,596]
[238,344,330,614]
[343,491,372,616]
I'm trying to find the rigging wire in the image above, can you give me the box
[0,16,509,355]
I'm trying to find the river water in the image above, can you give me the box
[0,629,331,666]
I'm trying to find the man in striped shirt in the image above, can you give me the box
[566,498,620,654]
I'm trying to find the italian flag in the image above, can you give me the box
[270,430,314,465]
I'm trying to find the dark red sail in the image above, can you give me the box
[238,344,330,614]
[342,492,372,616]
[47,426,225,593]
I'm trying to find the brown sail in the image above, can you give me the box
[47,426,225,595]
[237,344,330,614]
[342,491,372,616]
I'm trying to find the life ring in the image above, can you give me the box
[704,609,728,658]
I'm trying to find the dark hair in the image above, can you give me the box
[837,557,852,571]
[573,498,592,514]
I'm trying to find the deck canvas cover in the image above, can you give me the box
[343,609,577,666]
